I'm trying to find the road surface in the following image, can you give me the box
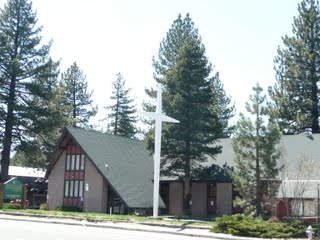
[0,219,222,240]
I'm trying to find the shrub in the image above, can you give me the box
[55,206,82,212]
[3,202,21,209]
[211,214,307,238]
[39,203,48,210]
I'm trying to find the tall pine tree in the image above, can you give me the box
[232,83,281,217]
[105,73,137,138]
[0,0,59,182]
[12,61,72,168]
[269,0,320,134]
[148,14,234,214]
[61,62,97,129]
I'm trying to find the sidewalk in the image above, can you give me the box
[0,212,304,240]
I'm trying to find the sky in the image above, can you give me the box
[3,0,302,127]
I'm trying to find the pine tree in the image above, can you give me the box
[12,61,72,168]
[269,0,320,134]
[210,74,235,138]
[61,62,97,129]
[0,0,59,182]
[232,83,281,217]
[148,13,234,214]
[105,73,137,138]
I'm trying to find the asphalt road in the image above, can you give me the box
[0,219,221,240]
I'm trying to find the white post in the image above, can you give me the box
[140,84,179,218]
[85,183,89,217]
[153,117,162,217]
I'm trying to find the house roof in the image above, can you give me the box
[49,127,164,209]
[206,134,320,173]
[8,166,45,178]
[161,134,320,181]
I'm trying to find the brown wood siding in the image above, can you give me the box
[191,183,207,217]
[84,159,107,213]
[169,182,183,216]
[216,183,233,216]
[47,151,66,210]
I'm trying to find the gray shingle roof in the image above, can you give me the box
[66,127,165,209]
[207,134,320,173]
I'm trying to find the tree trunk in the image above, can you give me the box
[72,84,77,127]
[0,77,16,183]
[307,24,319,133]
[183,140,191,216]
[183,161,191,216]
[255,102,262,217]
[310,59,319,133]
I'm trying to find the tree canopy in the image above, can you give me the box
[60,62,97,129]
[232,83,281,217]
[269,0,320,134]
[105,73,137,138]
[147,13,234,214]
[0,0,63,181]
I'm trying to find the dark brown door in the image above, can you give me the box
[207,183,216,214]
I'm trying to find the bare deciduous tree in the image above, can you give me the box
[279,148,320,218]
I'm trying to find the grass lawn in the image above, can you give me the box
[0,208,213,227]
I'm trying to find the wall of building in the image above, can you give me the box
[216,182,232,216]
[191,183,207,217]
[169,182,183,216]
[84,159,108,213]
[48,151,66,210]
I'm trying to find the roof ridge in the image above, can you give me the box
[66,126,144,143]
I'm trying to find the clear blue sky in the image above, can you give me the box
[4,0,302,127]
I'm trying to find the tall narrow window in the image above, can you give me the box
[74,181,79,197]
[66,155,71,170]
[64,181,69,197]
[69,181,74,197]
[80,154,85,170]
[71,155,75,170]
[75,155,80,170]
[79,181,84,198]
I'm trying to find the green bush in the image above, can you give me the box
[39,203,48,210]
[211,214,307,238]
[55,206,82,212]
[3,202,21,209]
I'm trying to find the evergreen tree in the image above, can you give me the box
[148,14,234,214]
[61,62,97,129]
[12,62,72,168]
[0,0,59,182]
[269,0,320,134]
[210,74,235,138]
[105,73,137,138]
[232,83,281,217]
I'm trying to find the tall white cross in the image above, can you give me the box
[141,84,179,217]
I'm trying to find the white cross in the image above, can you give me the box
[141,84,179,217]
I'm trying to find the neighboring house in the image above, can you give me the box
[275,134,320,221]
[196,134,320,219]
[1,166,47,207]
[277,180,320,222]
[46,127,165,214]
[212,134,320,220]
